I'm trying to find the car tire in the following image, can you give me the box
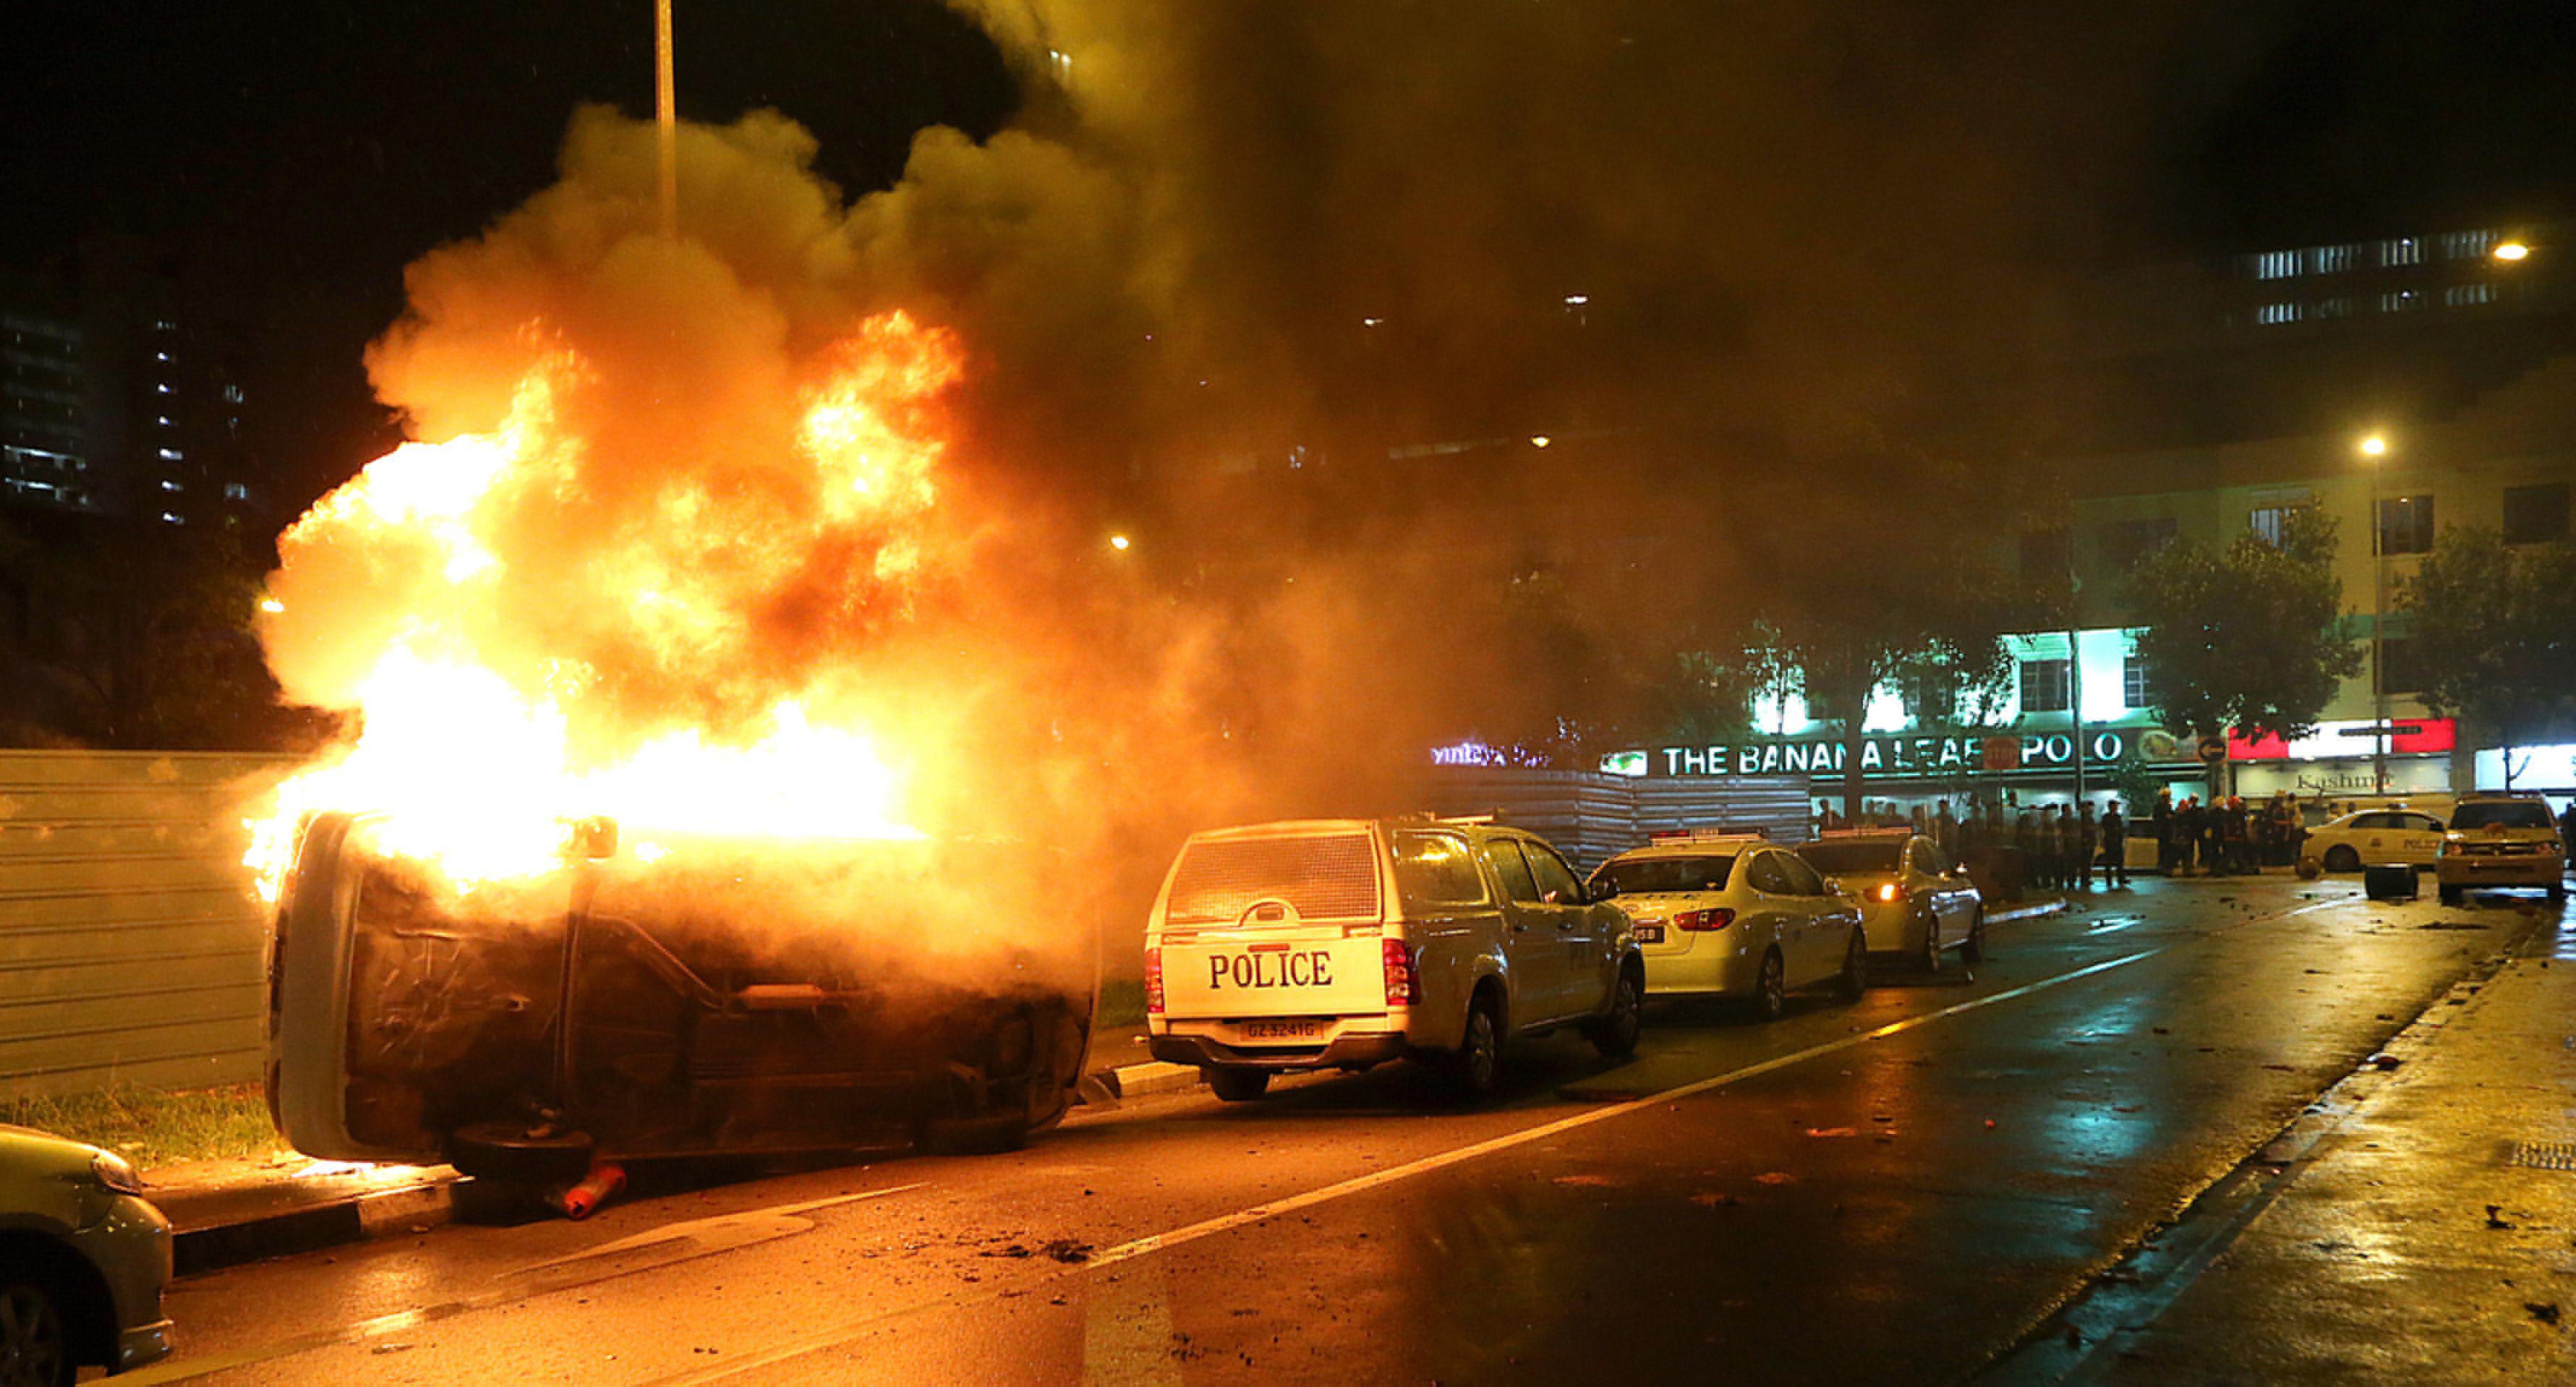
[1445,994,1504,1101]
[0,1277,74,1387]
[1745,948,1787,1023]
[1207,1067,1271,1102]
[2439,884,2465,907]
[445,1120,596,1185]
[1959,910,1987,965]
[1585,966,1644,1059]
[1835,929,1867,1002]
[2323,845,2360,873]
[1919,912,1942,973]
[2551,882,2567,905]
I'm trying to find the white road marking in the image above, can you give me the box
[1088,945,2165,1268]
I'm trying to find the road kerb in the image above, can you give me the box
[1986,898,2068,924]
[1104,1060,1202,1098]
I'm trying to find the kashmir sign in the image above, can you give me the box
[1605,729,2169,780]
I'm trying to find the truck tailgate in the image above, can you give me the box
[1161,934,1386,1020]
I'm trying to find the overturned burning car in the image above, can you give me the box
[267,811,1096,1185]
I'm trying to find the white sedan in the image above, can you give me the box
[2303,808,2447,872]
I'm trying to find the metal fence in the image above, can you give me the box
[1415,768,1815,871]
[0,750,295,1098]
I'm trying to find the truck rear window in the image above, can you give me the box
[1167,832,1382,925]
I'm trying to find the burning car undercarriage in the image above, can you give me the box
[270,811,1096,1201]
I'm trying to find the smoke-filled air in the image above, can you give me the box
[245,1,2279,916]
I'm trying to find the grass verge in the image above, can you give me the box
[1098,977,1147,1028]
[2,1083,283,1169]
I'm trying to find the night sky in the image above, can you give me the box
[7,0,2575,519]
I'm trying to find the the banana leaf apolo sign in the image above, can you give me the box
[1603,728,2179,780]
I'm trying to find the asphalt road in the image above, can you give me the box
[134,874,2546,1386]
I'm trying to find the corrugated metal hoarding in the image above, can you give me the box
[1415,768,1814,871]
[0,750,296,1098]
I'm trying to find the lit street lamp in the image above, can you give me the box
[2493,240,2531,263]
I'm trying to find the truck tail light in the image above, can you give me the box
[1675,908,1736,931]
[1877,883,1906,902]
[1383,939,1420,1007]
[1143,946,1165,1015]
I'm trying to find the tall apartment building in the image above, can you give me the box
[0,250,265,532]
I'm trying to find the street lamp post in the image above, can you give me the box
[2358,432,2390,798]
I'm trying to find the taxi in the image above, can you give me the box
[1794,828,1985,970]
[2301,806,2447,873]
[1587,831,1867,1021]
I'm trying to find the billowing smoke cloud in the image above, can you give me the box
[257,4,2289,926]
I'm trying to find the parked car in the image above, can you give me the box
[269,811,1099,1185]
[1143,816,1643,1102]
[0,1125,173,1383]
[2303,807,2447,873]
[1794,828,1986,969]
[1588,832,1867,1020]
[2435,795,2567,905]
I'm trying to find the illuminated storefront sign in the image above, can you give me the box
[2227,717,2456,761]
[1607,728,2175,780]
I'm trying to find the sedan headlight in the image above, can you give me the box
[90,1151,147,1196]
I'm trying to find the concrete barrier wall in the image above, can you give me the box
[0,750,297,1098]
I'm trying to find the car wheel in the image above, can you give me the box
[0,1278,74,1387]
[1835,929,1867,1002]
[1919,912,1942,973]
[2323,845,2360,873]
[445,1120,596,1185]
[2551,882,2567,905]
[1746,948,1787,1023]
[1207,1067,1271,1102]
[2439,884,2465,907]
[1959,910,1987,965]
[1445,994,1504,1101]
[1585,966,1644,1059]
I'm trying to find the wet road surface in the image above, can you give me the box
[135,875,2550,1385]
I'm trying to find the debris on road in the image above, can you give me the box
[1804,1127,1856,1138]
[2527,1302,2561,1326]
[2486,1205,2517,1230]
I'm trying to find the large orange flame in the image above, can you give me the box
[244,312,961,903]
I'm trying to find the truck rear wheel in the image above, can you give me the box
[1444,994,1504,1101]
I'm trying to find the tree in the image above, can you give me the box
[2397,526,2576,790]
[2124,506,2363,772]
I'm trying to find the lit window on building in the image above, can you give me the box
[2316,296,2356,319]
[2440,229,2496,261]
[158,448,182,461]
[2442,282,2496,307]
[2018,659,2072,714]
[2378,237,2421,268]
[2376,494,2435,555]
[2503,482,2569,545]
[2379,290,2422,312]
[2253,249,2299,280]
[2249,502,2310,547]
[222,384,243,404]
[2256,302,2303,325]
[2122,657,2158,711]
[2310,244,2354,273]
[222,482,250,501]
